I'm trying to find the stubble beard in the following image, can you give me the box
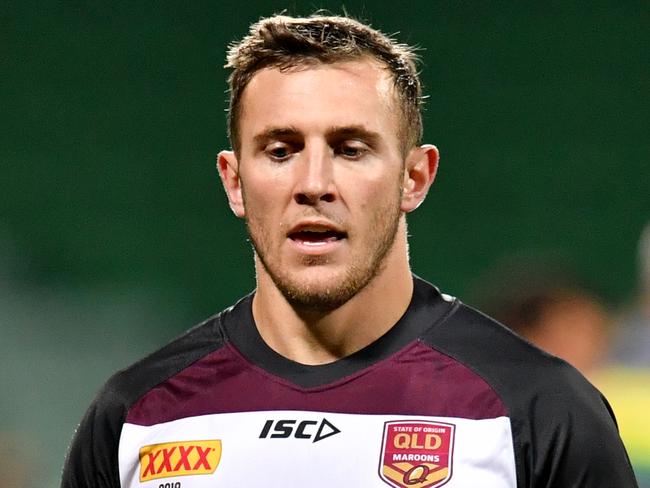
[246,193,403,314]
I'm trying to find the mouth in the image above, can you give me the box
[287,223,347,247]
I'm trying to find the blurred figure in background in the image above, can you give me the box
[0,432,31,488]
[468,256,610,377]
[601,222,650,487]
[611,222,650,366]
[469,253,650,486]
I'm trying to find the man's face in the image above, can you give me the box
[231,60,408,311]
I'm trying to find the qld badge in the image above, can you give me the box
[379,420,455,488]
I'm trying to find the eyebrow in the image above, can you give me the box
[253,126,301,146]
[252,125,382,146]
[324,125,382,147]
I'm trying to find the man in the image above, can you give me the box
[61,14,637,488]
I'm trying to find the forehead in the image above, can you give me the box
[238,60,400,144]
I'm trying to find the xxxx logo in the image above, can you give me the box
[139,440,222,482]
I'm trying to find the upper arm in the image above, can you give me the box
[519,384,638,487]
[60,386,125,488]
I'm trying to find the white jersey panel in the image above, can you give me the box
[119,410,516,488]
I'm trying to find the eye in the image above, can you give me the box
[335,141,369,160]
[264,142,293,162]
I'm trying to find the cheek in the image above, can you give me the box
[241,172,286,214]
[360,171,403,205]
[348,179,401,230]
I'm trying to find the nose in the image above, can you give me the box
[293,143,336,205]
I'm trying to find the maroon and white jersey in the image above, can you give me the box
[61,277,638,487]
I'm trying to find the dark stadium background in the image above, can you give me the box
[1,1,648,485]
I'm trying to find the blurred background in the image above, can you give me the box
[1,1,648,485]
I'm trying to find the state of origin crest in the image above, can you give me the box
[378,420,455,488]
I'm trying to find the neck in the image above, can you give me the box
[252,219,414,365]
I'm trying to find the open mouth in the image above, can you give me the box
[287,222,347,247]
[288,229,347,245]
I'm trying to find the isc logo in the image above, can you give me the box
[259,418,341,443]
[139,440,222,482]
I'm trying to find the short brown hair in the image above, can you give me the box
[225,14,423,154]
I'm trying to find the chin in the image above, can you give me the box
[272,264,376,313]
[281,283,357,313]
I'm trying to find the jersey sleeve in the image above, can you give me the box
[60,315,224,488]
[60,380,126,488]
[424,300,639,488]
[521,377,639,488]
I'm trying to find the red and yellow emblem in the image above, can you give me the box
[139,439,222,482]
[379,420,455,488]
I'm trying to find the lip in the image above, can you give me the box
[287,219,345,235]
[286,219,347,255]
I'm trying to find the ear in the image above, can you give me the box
[217,150,245,218]
[401,144,439,213]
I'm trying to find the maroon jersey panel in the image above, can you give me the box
[125,340,507,425]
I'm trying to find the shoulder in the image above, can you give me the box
[61,311,230,487]
[421,297,637,485]
[423,299,611,421]
[102,311,228,414]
